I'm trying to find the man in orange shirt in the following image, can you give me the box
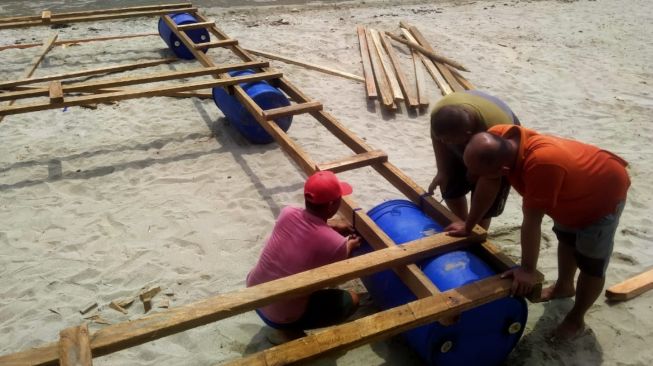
[447,125,630,339]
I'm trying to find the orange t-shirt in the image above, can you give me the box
[488,125,630,228]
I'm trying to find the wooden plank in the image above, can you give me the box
[385,31,468,73]
[400,28,452,96]
[317,150,388,173]
[193,39,238,50]
[399,23,466,93]
[58,324,92,366]
[0,58,177,89]
[0,3,193,24]
[0,71,282,116]
[356,25,377,98]
[0,61,268,102]
[244,48,364,83]
[606,268,653,301]
[448,65,476,90]
[401,29,429,107]
[48,81,63,103]
[0,33,159,52]
[379,31,419,108]
[177,21,215,31]
[0,8,198,30]
[0,233,476,366]
[369,29,403,102]
[262,101,323,121]
[364,28,394,110]
[224,275,513,366]
[18,85,213,100]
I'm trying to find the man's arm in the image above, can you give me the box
[502,206,544,296]
[446,176,501,236]
[428,130,453,195]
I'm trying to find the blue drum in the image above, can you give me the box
[158,13,210,60]
[212,69,292,144]
[359,199,527,366]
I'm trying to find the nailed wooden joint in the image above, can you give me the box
[41,11,52,23]
[48,81,64,104]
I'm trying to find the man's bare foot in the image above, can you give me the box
[550,318,586,341]
[541,283,576,301]
[266,328,306,345]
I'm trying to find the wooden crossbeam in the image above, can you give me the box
[370,29,403,102]
[41,11,52,23]
[223,275,513,366]
[356,26,377,98]
[0,58,177,90]
[193,39,238,50]
[0,61,268,102]
[177,21,215,31]
[400,28,452,96]
[0,233,476,366]
[244,48,365,83]
[262,101,323,121]
[317,150,388,173]
[379,31,419,108]
[0,71,282,116]
[0,7,198,30]
[59,324,92,366]
[48,81,63,104]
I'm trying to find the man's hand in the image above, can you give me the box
[427,173,448,196]
[328,219,355,236]
[501,266,538,296]
[345,234,362,256]
[444,220,471,237]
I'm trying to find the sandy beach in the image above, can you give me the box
[0,0,651,365]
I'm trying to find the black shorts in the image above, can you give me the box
[441,154,511,219]
[256,289,357,331]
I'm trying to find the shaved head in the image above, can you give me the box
[463,132,513,176]
[430,105,475,144]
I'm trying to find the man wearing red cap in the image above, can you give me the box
[247,171,362,344]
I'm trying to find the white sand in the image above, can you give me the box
[0,0,651,365]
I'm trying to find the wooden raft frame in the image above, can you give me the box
[0,4,543,365]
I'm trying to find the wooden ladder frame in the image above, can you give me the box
[0,4,543,366]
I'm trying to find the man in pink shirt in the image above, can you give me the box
[247,171,362,343]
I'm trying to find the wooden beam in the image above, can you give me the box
[369,29,403,102]
[411,41,429,108]
[364,28,394,110]
[399,23,466,93]
[262,101,323,121]
[48,81,63,103]
[0,58,177,89]
[606,268,653,301]
[0,61,268,102]
[177,21,215,31]
[58,324,92,366]
[356,26,377,98]
[379,31,419,108]
[193,39,238,50]
[0,33,159,52]
[0,71,282,116]
[0,233,477,366]
[0,7,198,30]
[448,65,476,90]
[41,11,51,23]
[385,31,468,72]
[317,150,388,173]
[223,275,512,366]
[244,48,364,83]
[400,28,452,96]
[0,3,193,24]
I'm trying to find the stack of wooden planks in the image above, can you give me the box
[357,22,475,112]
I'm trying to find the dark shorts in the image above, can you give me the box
[441,155,511,219]
[552,201,626,278]
[256,289,357,331]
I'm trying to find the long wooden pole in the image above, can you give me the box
[0,233,477,366]
[0,33,159,52]
[385,31,469,72]
[356,25,377,99]
[243,48,364,83]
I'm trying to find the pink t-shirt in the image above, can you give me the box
[247,206,348,323]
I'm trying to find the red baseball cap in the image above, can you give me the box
[304,171,353,204]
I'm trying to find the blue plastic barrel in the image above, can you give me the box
[359,199,527,366]
[158,13,210,60]
[212,69,292,144]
